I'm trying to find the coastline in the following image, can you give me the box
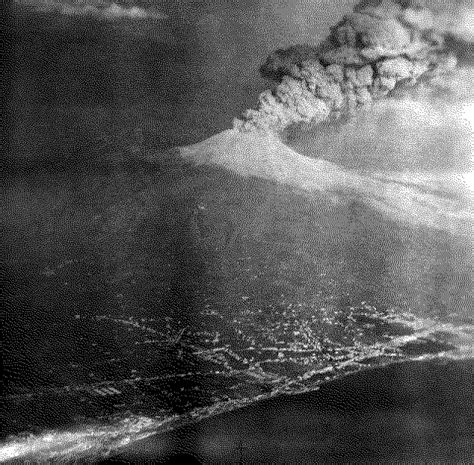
[108,357,473,464]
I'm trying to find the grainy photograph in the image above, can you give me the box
[2,0,473,463]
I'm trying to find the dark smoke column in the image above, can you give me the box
[234,0,470,132]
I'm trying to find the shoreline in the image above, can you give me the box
[3,356,471,462]
[108,357,473,463]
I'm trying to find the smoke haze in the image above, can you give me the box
[13,0,168,20]
[235,0,474,132]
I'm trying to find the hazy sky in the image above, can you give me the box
[13,0,358,80]
[182,0,358,84]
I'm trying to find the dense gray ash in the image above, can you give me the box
[234,0,472,132]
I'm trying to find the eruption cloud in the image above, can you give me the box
[180,0,473,234]
[234,0,473,132]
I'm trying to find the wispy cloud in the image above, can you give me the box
[13,0,168,20]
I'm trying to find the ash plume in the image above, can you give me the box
[234,0,473,132]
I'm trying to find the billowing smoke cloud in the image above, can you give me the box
[234,0,474,132]
[402,0,474,42]
[13,0,168,20]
